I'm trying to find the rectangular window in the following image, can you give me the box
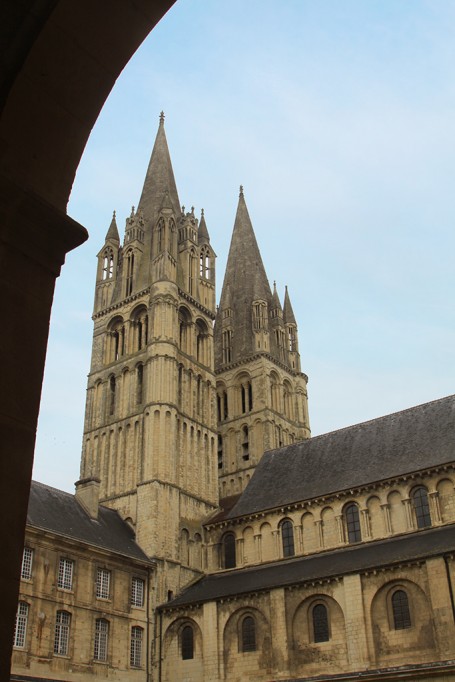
[54,611,71,656]
[58,558,74,590]
[21,547,33,580]
[130,626,143,668]
[94,619,109,661]
[96,568,110,599]
[131,577,145,607]
[14,602,29,648]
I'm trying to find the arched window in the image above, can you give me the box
[391,589,411,630]
[222,329,232,364]
[179,307,191,354]
[103,248,114,280]
[240,615,256,652]
[126,249,134,296]
[312,603,329,642]
[200,246,210,279]
[94,618,109,661]
[196,319,209,364]
[280,519,295,557]
[181,624,194,660]
[217,435,223,470]
[412,486,431,528]
[136,364,143,404]
[241,425,249,461]
[130,626,143,668]
[14,602,29,648]
[54,610,71,655]
[344,503,361,543]
[222,532,236,569]
[109,376,116,416]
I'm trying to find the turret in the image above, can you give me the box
[94,211,120,313]
[283,285,300,371]
[198,209,216,311]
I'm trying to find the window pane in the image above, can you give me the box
[241,616,256,652]
[14,602,29,648]
[94,619,109,661]
[313,604,329,642]
[131,577,145,607]
[21,547,33,580]
[412,487,431,528]
[223,533,236,569]
[392,590,411,630]
[181,625,194,660]
[54,611,70,655]
[96,568,110,599]
[130,626,143,667]
[58,558,74,590]
[281,520,295,557]
[345,504,362,543]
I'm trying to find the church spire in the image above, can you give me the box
[283,285,296,324]
[137,112,180,223]
[105,210,120,243]
[216,188,272,366]
[198,208,210,244]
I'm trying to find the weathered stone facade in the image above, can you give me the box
[11,117,455,682]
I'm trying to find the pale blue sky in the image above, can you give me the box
[34,0,455,492]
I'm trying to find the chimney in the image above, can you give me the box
[75,477,100,519]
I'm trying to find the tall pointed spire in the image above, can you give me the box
[216,188,272,366]
[137,112,180,223]
[219,188,270,310]
[283,285,296,324]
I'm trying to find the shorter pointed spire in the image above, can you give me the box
[283,285,297,324]
[105,210,120,243]
[272,280,282,312]
[198,208,210,244]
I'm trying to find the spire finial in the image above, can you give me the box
[130,205,135,218]
[201,208,204,217]
[113,210,116,219]
[239,185,244,197]
[159,111,165,124]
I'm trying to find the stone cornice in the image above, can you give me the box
[216,351,308,381]
[92,287,151,319]
[178,288,216,320]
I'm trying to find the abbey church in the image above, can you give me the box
[11,116,455,682]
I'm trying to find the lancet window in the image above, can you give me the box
[222,329,233,364]
[102,249,114,280]
[125,249,134,296]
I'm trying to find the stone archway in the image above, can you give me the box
[0,2,174,675]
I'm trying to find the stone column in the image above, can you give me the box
[402,498,415,530]
[315,520,324,549]
[361,508,371,539]
[380,503,392,534]
[335,514,345,544]
[429,491,442,524]
[343,574,370,668]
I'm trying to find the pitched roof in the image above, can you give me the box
[27,481,150,563]
[162,523,455,609]
[228,394,455,518]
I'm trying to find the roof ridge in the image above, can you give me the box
[298,393,455,447]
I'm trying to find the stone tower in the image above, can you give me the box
[79,114,218,598]
[214,188,310,498]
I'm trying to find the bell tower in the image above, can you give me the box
[79,114,218,596]
[214,188,310,498]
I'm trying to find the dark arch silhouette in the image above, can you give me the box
[0,2,175,674]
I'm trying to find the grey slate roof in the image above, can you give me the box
[27,481,150,563]
[162,523,455,609]
[228,394,455,519]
